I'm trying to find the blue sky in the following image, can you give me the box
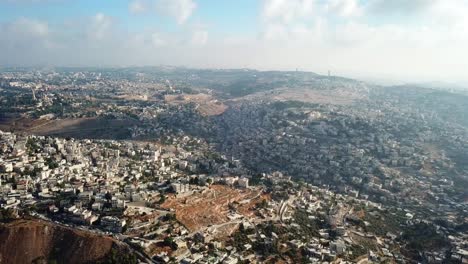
[0,0,468,84]
[0,0,259,35]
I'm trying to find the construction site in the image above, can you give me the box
[161,185,267,234]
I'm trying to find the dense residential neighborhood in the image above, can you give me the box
[0,68,467,263]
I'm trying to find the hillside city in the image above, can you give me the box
[0,67,467,264]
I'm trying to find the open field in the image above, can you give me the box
[0,117,51,132]
[232,87,367,105]
[165,93,227,116]
[0,117,137,139]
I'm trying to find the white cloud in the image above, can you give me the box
[365,0,436,15]
[326,0,362,17]
[151,32,166,47]
[10,17,49,36]
[253,0,468,83]
[0,18,53,65]
[260,0,318,41]
[190,30,208,45]
[428,1,468,27]
[89,13,113,40]
[129,0,149,14]
[129,0,197,24]
[155,0,196,25]
[261,0,315,24]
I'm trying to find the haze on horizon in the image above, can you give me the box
[1,0,468,86]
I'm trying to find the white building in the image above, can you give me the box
[171,183,190,194]
[238,178,249,188]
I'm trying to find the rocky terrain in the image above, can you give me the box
[0,218,134,264]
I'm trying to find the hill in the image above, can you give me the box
[0,219,136,264]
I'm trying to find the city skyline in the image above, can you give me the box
[1,0,468,85]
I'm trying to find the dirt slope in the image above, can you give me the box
[0,219,127,264]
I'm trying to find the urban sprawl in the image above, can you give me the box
[0,68,467,264]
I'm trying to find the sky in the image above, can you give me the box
[1,0,468,85]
